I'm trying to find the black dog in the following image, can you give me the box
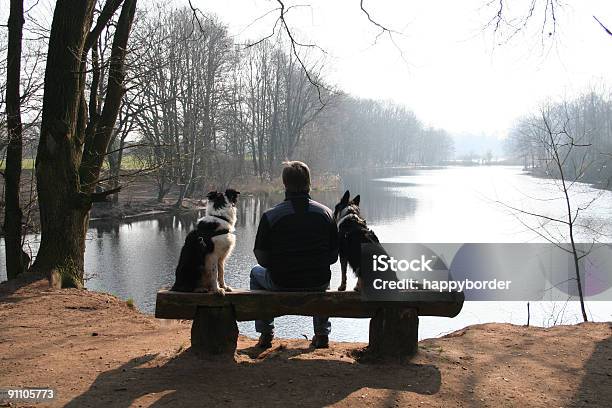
[171,220,226,292]
[333,190,383,291]
[171,189,239,293]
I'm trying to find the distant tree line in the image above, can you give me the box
[298,96,454,171]
[112,6,454,205]
[505,89,612,187]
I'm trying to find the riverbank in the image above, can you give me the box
[526,166,612,192]
[1,276,610,407]
[0,172,341,234]
[89,197,205,222]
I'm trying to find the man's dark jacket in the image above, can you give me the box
[254,192,338,288]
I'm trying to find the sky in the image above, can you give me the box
[2,0,610,140]
[188,0,612,139]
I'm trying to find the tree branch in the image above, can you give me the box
[360,0,399,35]
[90,186,122,202]
[593,16,612,37]
[85,0,125,53]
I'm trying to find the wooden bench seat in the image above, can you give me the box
[155,289,465,358]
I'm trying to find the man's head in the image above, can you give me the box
[282,161,311,193]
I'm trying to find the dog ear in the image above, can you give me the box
[352,195,360,206]
[341,190,350,204]
[225,188,240,204]
[206,191,219,200]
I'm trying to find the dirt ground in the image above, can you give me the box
[1,276,611,408]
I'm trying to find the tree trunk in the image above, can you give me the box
[32,0,137,288]
[31,0,96,287]
[3,0,28,280]
[156,172,171,202]
[545,113,589,323]
[32,201,90,288]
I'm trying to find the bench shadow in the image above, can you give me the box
[568,325,612,407]
[65,346,441,407]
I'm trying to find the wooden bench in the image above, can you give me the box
[155,289,464,358]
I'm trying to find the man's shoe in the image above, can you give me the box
[256,333,273,349]
[311,334,329,349]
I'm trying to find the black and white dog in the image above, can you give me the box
[172,189,239,295]
[333,190,383,291]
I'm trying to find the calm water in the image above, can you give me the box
[2,166,611,340]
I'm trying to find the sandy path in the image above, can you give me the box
[1,276,610,407]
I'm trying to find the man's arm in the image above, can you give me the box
[253,214,272,267]
[328,218,339,264]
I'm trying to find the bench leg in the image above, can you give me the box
[191,306,238,356]
[368,307,419,359]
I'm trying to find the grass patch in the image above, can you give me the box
[57,260,83,289]
[126,298,135,309]
[0,158,35,170]
[420,344,444,353]
[0,156,141,171]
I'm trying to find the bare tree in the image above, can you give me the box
[106,97,139,205]
[502,100,612,322]
[31,0,137,288]
[486,0,612,45]
[506,89,612,185]
[485,0,562,43]
[3,0,30,279]
[129,7,233,205]
[0,30,9,154]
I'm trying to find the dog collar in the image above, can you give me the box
[337,213,360,228]
[212,214,231,223]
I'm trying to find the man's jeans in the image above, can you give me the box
[249,265,331,336]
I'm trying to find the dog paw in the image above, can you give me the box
[213,287,226,296]
[223,285,233,292]
[337,284,346,291]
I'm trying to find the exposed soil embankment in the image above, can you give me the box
[89,198,204,222]
[1,276,611,407]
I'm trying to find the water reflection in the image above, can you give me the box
[340,167,419,224]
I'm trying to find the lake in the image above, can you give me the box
[2,166,611,341]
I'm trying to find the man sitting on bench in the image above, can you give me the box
[250,161,339,349]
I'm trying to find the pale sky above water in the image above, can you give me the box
[188,0,612,138]
[2,1,611,139]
